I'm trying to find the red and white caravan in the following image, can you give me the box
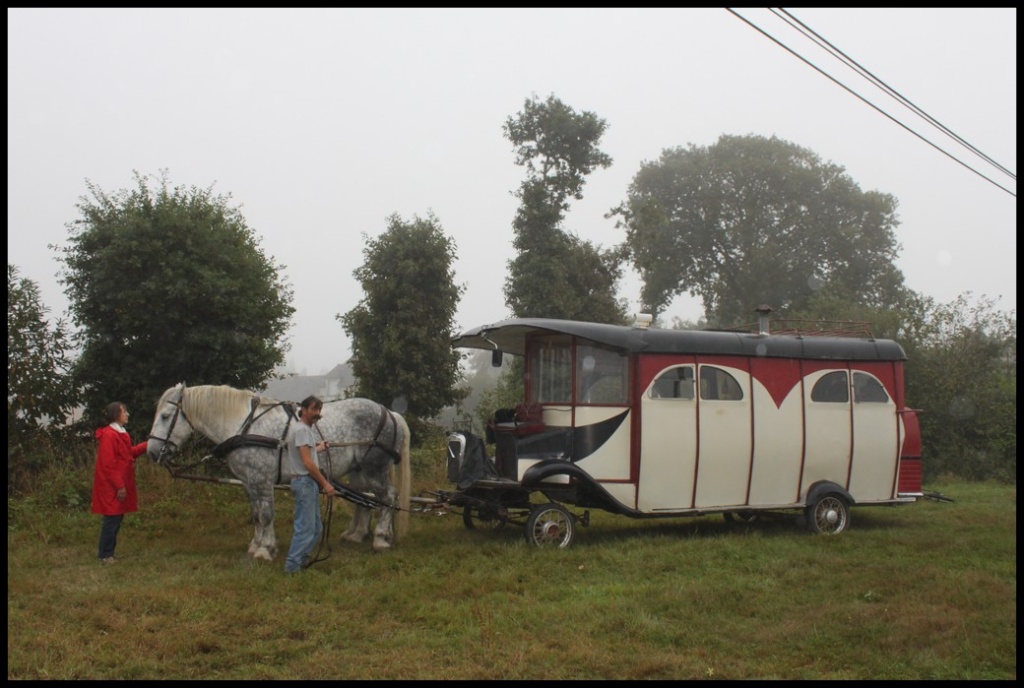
[447,313,926,546]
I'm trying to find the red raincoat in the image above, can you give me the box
[90,425,148,515]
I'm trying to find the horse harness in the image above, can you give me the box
[211,396,296,483]
[319,404,402,463]
[215,397,402,484]
[157,391,401,485]
[151,388,406,570]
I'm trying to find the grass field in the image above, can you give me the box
[7,456,1016,679]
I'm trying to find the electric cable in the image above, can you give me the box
[726,8,1015,197]
[772,8,1015,181]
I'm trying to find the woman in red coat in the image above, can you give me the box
[91,401,148,563]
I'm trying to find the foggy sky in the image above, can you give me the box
[7,8,1016,375]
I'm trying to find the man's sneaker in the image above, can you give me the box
[99,557,116,564]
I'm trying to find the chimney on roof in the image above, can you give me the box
[755,304,773,335]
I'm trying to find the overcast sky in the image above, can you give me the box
[8,8,1016,376]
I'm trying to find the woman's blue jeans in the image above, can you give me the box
[98,514,124,559]
[285,475,322,573]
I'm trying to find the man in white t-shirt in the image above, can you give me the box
[284,396,335,573]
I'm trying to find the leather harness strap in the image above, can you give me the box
[323,405,402,463]
[209,398,297,484]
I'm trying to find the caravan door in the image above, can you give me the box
[638,360,697,511]
[693,362,752,508]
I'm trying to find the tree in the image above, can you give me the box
[791,289,1016,483]
[55,171,294,422]
[613,134,907,325]
[897,293,1016,483]
[503,95,626,322]
[8,264,78,442]
[338,212,465,440]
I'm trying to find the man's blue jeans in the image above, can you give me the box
[285,475,322,573]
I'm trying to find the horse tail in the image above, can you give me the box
[395,412,412,539]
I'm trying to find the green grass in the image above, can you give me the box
[7,456,1016,679]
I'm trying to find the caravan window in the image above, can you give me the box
[527,336,628,405]
[853,372,889,403]
[811,371,849,403]
[650,366,695,400]
[577,343,628,405]
[699,366,744,401]
[529,335,573,403]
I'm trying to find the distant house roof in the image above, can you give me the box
[325,364,350,380]
[260,375,326,403]
[260,364,353,402]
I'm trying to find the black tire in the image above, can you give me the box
[805,493,850,534]
[462,505,505,530]
[723,510,759,524]
[525,503,575,548]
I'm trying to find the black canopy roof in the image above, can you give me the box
[452,318,907,362]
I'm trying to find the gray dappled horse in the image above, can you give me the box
[146,383,411,558]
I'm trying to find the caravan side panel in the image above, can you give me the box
[800,364,853,496]
[637,357,698,511]
[694,359,752,509]
[848,363,901,501]
[748,357,805,505]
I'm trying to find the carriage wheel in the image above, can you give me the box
[525,503,575,548]
[805,493,850,535]
[462,505,506,530]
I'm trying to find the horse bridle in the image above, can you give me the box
[148,386,194,463]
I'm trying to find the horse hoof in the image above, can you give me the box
[343,533,366,544]
[372,539,392,552]
[252,548,274,562]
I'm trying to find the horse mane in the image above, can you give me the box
[183,384,256,426]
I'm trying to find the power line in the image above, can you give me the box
[726,8,1016,198]
[772,7,1015,182]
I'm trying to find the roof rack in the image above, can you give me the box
[721,318,875,338]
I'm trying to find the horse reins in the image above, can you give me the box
[303,406,402,569]
[304,423,335,568]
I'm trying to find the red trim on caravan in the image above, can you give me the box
[897,409,923,494]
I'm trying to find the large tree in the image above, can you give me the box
[613,134,907,325]
[7,264,78,443]
[786,287,1016,483]
[897,293,1016,483]
[503,95,626,322]
[338,212,465,438]
[56,171,294,421]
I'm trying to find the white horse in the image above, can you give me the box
[145,383,411,558]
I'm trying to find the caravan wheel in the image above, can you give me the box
[806,494,850,534]
[525,503,575,548]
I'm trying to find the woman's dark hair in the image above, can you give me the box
[102,401,126,425]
